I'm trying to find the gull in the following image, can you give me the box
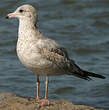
[6,4,105,106]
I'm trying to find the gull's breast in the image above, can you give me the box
[16,39,61,75]
[17,39,42,69]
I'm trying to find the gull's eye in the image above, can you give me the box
[19,9,24,13]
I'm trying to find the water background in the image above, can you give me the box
[0,0,109,109]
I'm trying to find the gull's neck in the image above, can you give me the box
[18,19,43,40]
[19,19,35,30]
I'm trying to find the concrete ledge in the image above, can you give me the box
[0,93,103,110]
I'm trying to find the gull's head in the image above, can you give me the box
[6,4,37,23]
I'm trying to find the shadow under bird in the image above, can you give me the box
[6,4,105,106]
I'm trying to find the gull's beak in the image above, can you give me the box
[6,13,16,19]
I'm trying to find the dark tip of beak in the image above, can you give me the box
[5,16,9,19]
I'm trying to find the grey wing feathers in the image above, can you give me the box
[37,38,105,80]
[38,44,88,80]
[50,47,69,59]
[40,47,91,80]
[40,47,70,70]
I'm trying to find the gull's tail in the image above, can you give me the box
[68,60,106,80]
[81,70,105,79]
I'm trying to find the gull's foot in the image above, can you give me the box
[39,99,50,106]
[36,97,41,103]
[28,97,41,103]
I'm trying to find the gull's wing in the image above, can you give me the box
[37,38,91,80]
[37,38,69,59]
[37,38,71,70]
[37,38,105,80]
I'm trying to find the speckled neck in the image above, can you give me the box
[18,19,42,40]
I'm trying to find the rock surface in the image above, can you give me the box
[0,93,103,110]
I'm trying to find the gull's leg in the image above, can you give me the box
[45,76,48,99]
[36,75,40,102]
[42,76,50,105]
[40,76,50,106]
